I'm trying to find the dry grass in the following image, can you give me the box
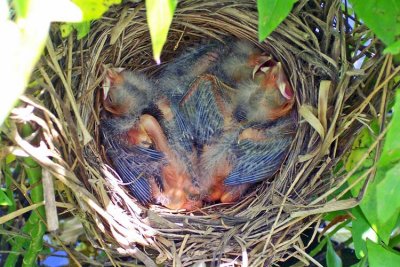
[5,0,398,266]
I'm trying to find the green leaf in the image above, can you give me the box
[324,210,348,221]
[60,21,91,39]
[74,21,91,40]
[0,189,13,206]
[326,239,343,267]
[72,0,121,21]
[5,154,16,164]
[0,0,82,126]
[360,91,400,243]
[310,218,351,258]
[3,164,17,214]
[360,164,400,243]
[309,237,328,257]
[384,41,400,55]
[257,0,297,42]
[351,207,378,259]
[60,24,74,38]
[375,165,400,225]
[14,0,30,18]
[389,232,400,247]
[378,91,400,170]
[59,0,121,40]
[350,257,368,267]
[345,122,378,197]
[366,239,400,267]
[146,0,177,63]
[350,0,400,46]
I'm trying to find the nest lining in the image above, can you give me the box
[8,0,395,266]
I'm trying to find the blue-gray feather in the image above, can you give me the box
[101,120,165,204]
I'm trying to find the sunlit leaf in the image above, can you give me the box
[367,239,400,267]
[360,91,400,243]
[350,0,400,46]
[72,0,121,21]
[384,41,400,55]
[60,23,74,38]
[74,21,91,40]
[14,0,30,18]
[6,154,16,164]
[345,122,378,197]
[257,0,297,41]
[378,91,400,170]
[146,0,177,64]
[360,164,400,243]
[350,261,364,267]
[0,189,13,206]
[0,0,82,126]
[326,239,343,267]
[351,207,377,259]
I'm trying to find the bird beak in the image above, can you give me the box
[103,68,125,100]
[252,55,272,79]
[276,63,294,100]
[103,78,110,100]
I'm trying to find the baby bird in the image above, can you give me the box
[213,40,295,122]
[199,114,296,203]
[233,60,295,123]
[101,69,201,210]
[176,40,296,203]
[102,39,297,207]
[178,40,294,143]
[155,41,228,99]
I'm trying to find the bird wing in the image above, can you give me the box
[167,104,195,152]
[103,134,165,205]
[155,40,230,104]
[179,77,225,148]
[158,42,224,82]
[224,135,291,185]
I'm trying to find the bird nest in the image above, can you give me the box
[8,0,395,266]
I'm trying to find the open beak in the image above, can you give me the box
[102,67,125,100]
[103,77,111,100]
[275,62,294,100]
[252,55,272,79]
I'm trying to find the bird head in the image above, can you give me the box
[237,61,295,122]
[255,61,295,120]
[220,41,269,83]
[103,69,155,117]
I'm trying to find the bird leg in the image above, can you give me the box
[220,184,250,203]
[138,114,174,158]
[200,146,234,202]
[238,128,267,142]
[156,97,174,122]
[126,123,153,148]
[136,114,201,210]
